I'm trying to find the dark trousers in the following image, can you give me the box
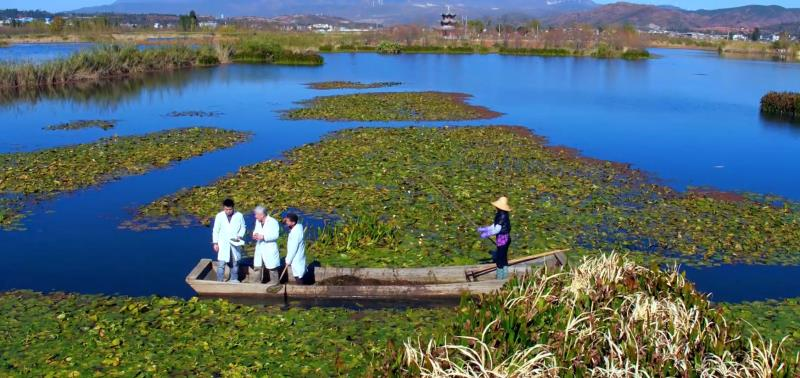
[494,241,510,268]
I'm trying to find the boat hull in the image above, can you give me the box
[185,251,566,299]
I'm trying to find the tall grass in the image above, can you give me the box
[380,253,800,377]
[0,45,211,94]
[229,37,323,65]
[761,92,800,120]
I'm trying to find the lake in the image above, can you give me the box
[0,42,95,63]
[0,47,799,302]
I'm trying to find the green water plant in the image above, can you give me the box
[306,81,401,90]
[230,38,323,66]
[132,126,800,268]
[377,41,402,55]
[761,91,800,120]
[723,297,800,354]
[0,127,249,229]
[382,253,799,376]
[166,110,223,118]
[498,47,576,57]
[0,291,448,376]
[44,119,116,131]
[284,92,501,122]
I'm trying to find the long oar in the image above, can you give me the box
[465,249,570,281]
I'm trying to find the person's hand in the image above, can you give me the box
[213,243,219,253]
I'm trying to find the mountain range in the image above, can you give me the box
[73,0,800,32]
[550,3,800,32]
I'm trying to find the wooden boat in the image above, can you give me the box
[186,250,567,299]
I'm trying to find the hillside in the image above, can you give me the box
[74,0,597,24]
[548,2,800,32]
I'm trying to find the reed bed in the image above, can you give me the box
[761,92,800,120]
[0,45,213,95]
[385,253,799,377]
[0,41,323,97]
[228,37,323,65]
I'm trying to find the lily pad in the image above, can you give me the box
[283,92,502,122]
[0,127,249,229]
[44,120,116,131]
[132,126,800,267]
[306,81,402,90]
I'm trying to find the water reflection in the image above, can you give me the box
[0,69,203,110]
[760,113,800,136]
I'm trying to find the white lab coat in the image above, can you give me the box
[285,224,307,278]
[212,211,246,263]
[252,216,280,269]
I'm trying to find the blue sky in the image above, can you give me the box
[4,0,798,12]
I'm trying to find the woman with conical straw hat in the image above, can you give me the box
[477,196,512,279]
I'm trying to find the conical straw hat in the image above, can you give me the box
[491,196,512,212]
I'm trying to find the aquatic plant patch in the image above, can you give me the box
[133,126,800,267]
[722,298,800,354]
[380,254,798,376]
[166,110,223,118]
[229,38,324,66]
[0,291,448,376]
[44,119,116,131]
[306,81,402,90]
[0,127,248,229]
[761,91,800,120]
[284,92,501,122]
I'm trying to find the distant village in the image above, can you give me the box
[0,8,797,44]
[644,23,797,43]
[0,10,380,33]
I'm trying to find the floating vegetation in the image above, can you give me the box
[381,253,799,376]
[284,92,501,122]
[761,91,800,120]
[498,47,576,57]
[723,297,800,354]
[376,41,403,55]
[229,38,324,66]
[621,48,652,60]
[44,119,116,131]
[133,127,800,267]
[0,291,448,376]
[0,127,249,229]
[306,81,401,90]
[165,110,223,118]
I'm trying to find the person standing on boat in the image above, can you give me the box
[212,199,246,283]
[252,206,280,285]
[477,196,512,279]
[283,213,307,284]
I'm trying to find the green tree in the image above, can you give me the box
[179,10,198,31]
[49,16,65,33]
[467,19,484,34]
[528,19,541,34]
[751,27,761,41]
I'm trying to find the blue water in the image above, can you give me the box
[0,43,95,63]
[0,48,799,301]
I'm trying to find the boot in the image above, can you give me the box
[265,269,280,287]
[250,267,262,284]
[496,267,508,280]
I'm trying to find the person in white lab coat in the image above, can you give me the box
[251,205,280,285]
[282,213,306,284]
[212,198,246,283]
